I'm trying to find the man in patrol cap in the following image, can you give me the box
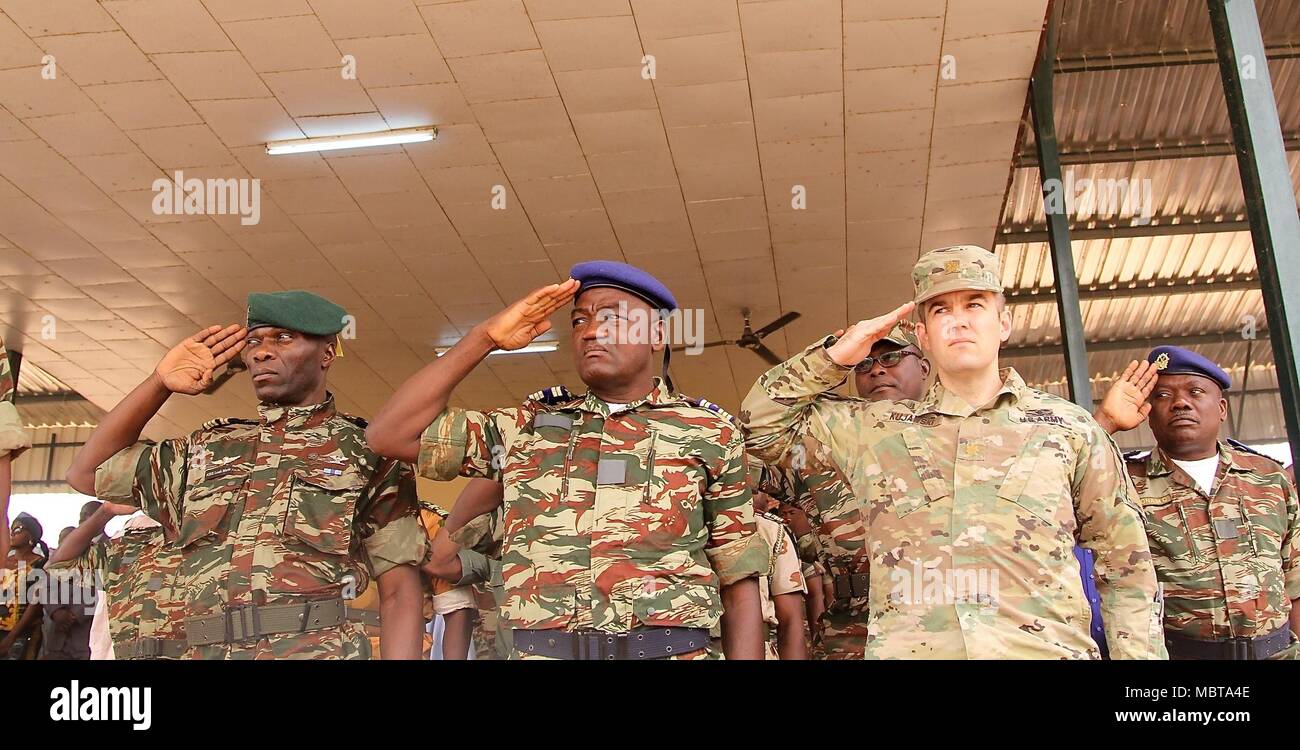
[0,337,32,565]
[367,261,769,659]
[65,290,427,659]
[763,319,930,659]
[1096,346,1300,658]
[743,245,1165,659]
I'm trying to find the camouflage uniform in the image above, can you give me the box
[741,246,1165,660]
[418,380,768,659]
[1128,442,1300,659]
[48,516,189,659]
[0,339,31,460]
[449,506,508,660]
[94,395,426,659]
[767,438,869,659]
[753,510,806,659]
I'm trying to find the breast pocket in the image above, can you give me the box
[177,477,244,548]
[995,428,1069,527]
[285,467,366,556]
[882,428,948,519]
[1140,497,1198,563]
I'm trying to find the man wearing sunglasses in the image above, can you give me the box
[852,322,930,403]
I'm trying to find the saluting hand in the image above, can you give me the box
[825,302,916,367]
[155,325,248,395]
[1096,359,1158,433]
[482,279,580,351]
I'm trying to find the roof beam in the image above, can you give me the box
[1054,42,1300,72]
[1016,133,1300,167]
[1005,275,1259,303]
[998,218,1251,244]
[1002,330,1269,357]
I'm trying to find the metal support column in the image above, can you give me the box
[1208,0,1300,463]
[1029,0,1091,409]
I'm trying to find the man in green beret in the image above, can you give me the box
[65,291,426,659]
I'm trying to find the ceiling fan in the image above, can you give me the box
[681,308,801,366]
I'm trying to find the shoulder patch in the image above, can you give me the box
[1225,439,1287,473]
[527,385,575,405]
[682,396,737,426]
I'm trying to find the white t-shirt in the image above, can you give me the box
[1171,455,1220,495]
[604,401,631,414]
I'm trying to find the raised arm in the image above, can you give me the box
[45,502,135,567]
[1094,359,1158,435]
[366,280,578,463]
[65,325,246,495]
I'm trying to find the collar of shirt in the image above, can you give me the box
[573,377,685,417]
[1146,441,1250,484]
[916,367,1026,418]
[257,392,337,429]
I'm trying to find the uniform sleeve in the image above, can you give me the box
[1280,470,1300,602]
[356,458,426,579]
[416,406,526,482]
[0,340,31,461]
[94,440,187,540]
[1073,420,1167,659]
[702,422,768,586]
[769,525,807,597]
[740,338,864,475]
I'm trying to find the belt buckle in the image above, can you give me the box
[601,631,628,661]
[223,603,262,645]
[138,638,160,659]
[1227,636,1252,661]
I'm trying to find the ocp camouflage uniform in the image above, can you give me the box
[742,342,1166,659]
[1129,442,1300,659]
[0,339,31,460]
[419,380,768,659]
[94,396,426,659]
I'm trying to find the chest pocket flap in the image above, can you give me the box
[287,463,367,555]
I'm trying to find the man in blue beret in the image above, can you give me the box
[64,290,427,660]
[1097,346,1300,658]
[368,261,769,659]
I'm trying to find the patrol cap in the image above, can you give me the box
[911,245,1003,305]
[247,290,348,336]
[878,319,919,349]
[570,260,678,311]
[1147,345,1231,391]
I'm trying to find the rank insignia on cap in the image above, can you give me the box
[1153,353,1170,371]
[944,260,961,273]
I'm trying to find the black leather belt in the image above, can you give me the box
[122,637,189,659]
[513,627,710,660]
[1165,626,1294,661]
[186,598,347,647]
[832,572,869,601]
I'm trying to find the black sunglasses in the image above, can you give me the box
[854,349,920,373]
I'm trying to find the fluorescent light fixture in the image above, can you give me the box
[267,126,437,155]
[435,341,558,357]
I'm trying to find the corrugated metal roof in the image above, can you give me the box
[13,358,104,427]
[996,0,1298,448]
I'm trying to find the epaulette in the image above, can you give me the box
[338,412,369,428]
[758,509,786,525]
[1225,439,1287,471]
[200,416,257,432]
[528,385,575,405]
[1123,449,1150,462]
[683,396,737,426]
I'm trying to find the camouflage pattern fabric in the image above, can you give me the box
[768,432,872,659]
[451,506,510,660]
[911,244,1003,304]
[417,378,768,657]
[94,395,425,659]
[0,339,30,460]
[1128,443,1300,659]
[755,511,805,659]
[741,339,1166,660]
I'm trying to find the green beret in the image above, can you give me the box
[247,290,347,336]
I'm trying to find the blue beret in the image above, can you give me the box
[1147,346,1231,391]
[570,260,677,311]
